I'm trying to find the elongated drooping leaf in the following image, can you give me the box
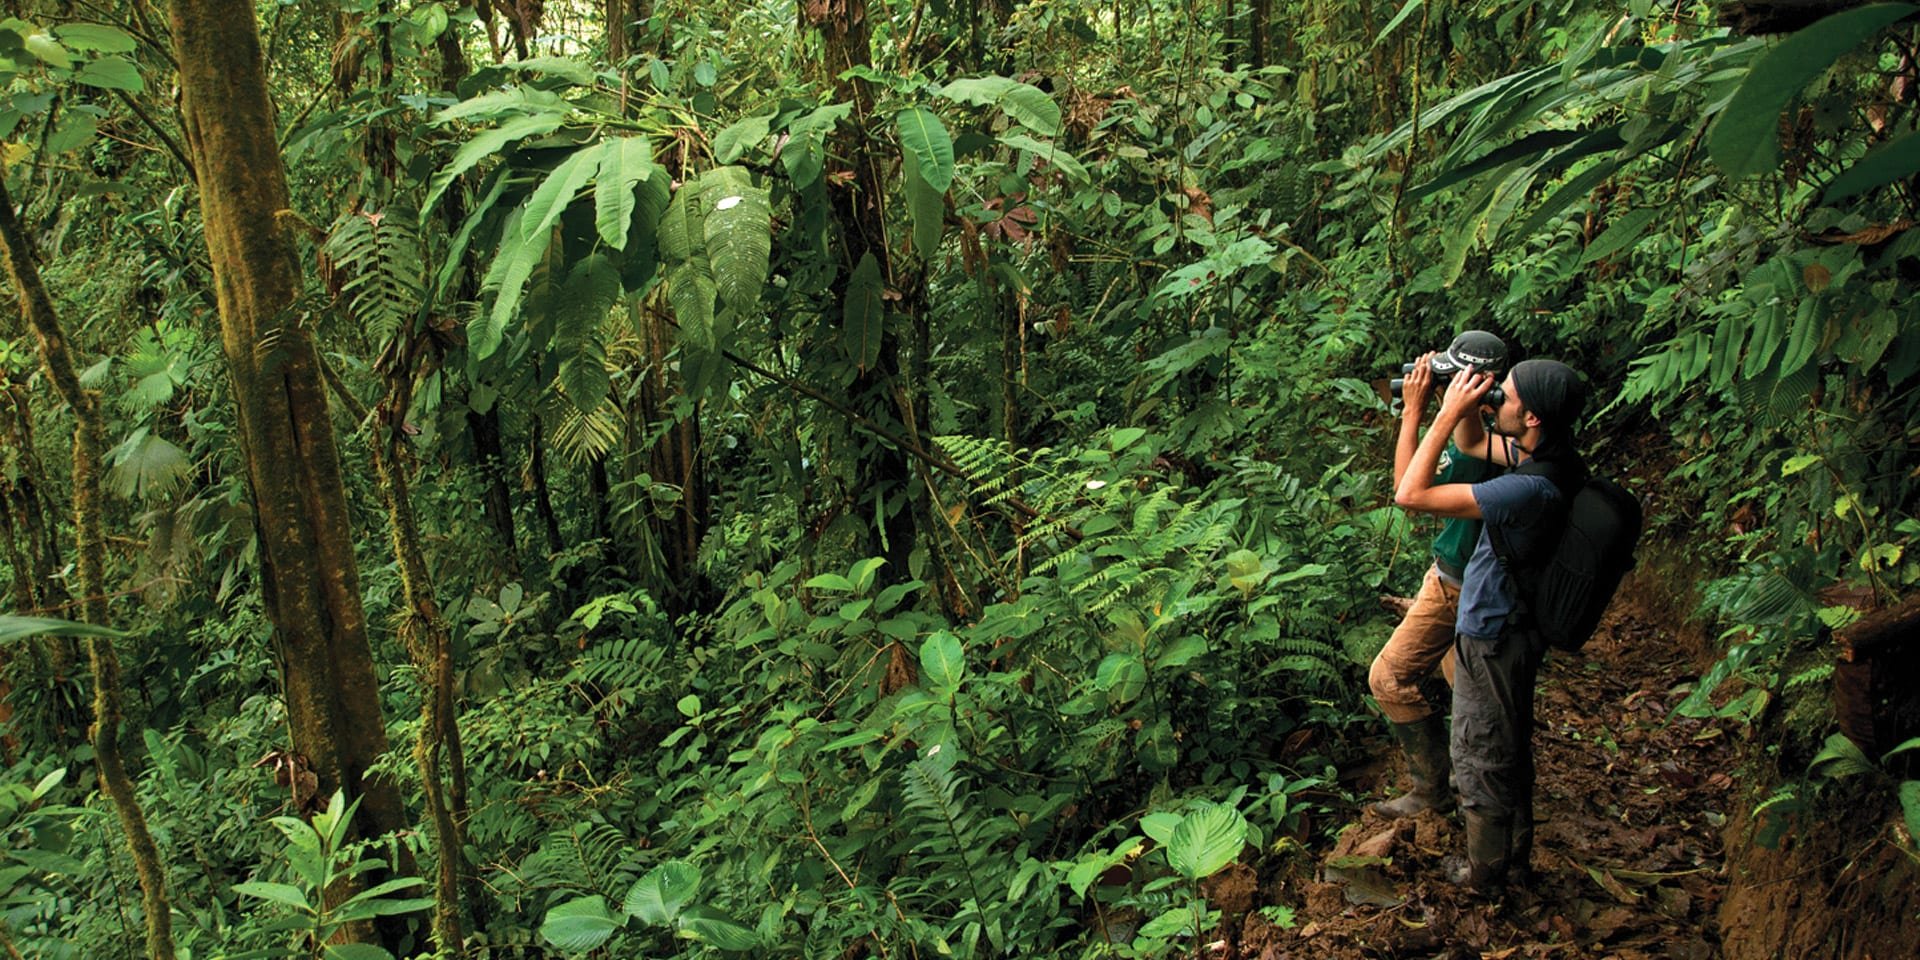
[658,178,707,264]
[55,23,137,53]
[1821,127,1920,202]
[519,146,600,243]
[1708,3,1917,179]
[842,251,885,371]
[1372,0,1425,48]
[712,114,772,164]
[701,167,771,319]
[475,209,551,359]
[421,112,564,217]
[593,136,656,249]
[0,615,127,644]
[999,132,1088,184]
[1580,207,1657,264]
[895,106,955,192]
[904,154,945,258]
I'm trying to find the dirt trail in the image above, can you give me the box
[1235,607,1741,959]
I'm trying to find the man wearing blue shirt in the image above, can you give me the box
[1394,357,1587,891]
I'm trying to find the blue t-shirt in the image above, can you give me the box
[1455,472,1565,641]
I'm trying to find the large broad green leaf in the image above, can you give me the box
[895,106,954,192]
[553,254,621,413]
[519,146,600,244]
[231,881,313,912]
[593,136,656,249]
[713,114,772,164]
[936,76,1061,135]
[919,632,965,692]
[540,895,620,954]
[841,251,885,371]
[73,55,141,93]
[421,112,564,217]
[700,167,770,319]
[507,56,596,86]
[1094,653,1147,705]
[1708,3,1916,179]
[1821,127,1920,202]
[782,101,853,187]
[1166,803,1247,880]
[903,154,945,258]
[55,23,137,53]
[22,32,72,69]
[624,861,700,926]
[323,945,396,960]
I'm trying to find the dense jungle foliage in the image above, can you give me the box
[0,0,1916,957]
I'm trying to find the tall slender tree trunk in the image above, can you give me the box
[0,180,175,960]
[804,0,916,583]
[168,0,414,948]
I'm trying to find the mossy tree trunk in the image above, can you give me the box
[0,179,175,959]
[168,0,414,947]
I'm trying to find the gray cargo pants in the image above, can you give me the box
[1450,626,1548,840]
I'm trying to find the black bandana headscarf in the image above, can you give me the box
[1510,358,1586,465]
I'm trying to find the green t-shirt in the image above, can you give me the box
[1429,442,1497,573]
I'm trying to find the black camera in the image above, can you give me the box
[1389,330,1507,407]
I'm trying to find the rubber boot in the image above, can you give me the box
[1445,807,1511,893]
[1508,802,1535,886]
[1370,715,1455,818]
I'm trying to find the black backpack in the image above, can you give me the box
[1488,459,1643,652]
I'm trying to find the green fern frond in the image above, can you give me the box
[325,208,425,344]
[549,403,622,465]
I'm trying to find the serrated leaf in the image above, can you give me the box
[540,896,619,954]
[624,861,700,925]
[666,259,717,349]
[658,178,707,263]
[895,107,954,192]
[519,146,600,243]
[920,632,965,691]
[55,23,136,53]
[475,209,552,359]
[1708,3,1917,179]
[594,136,656,249]
[700,167,770,319]
[842,251,885,371]
[1167,803,1247,880]
[73,55,141,92]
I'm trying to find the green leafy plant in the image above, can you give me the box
[539,860,758,955]
[231,791,434,960]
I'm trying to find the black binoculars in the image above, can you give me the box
[1388,329,1507,407]
[1390,362,1506,408]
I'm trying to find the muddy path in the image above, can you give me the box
[1229,606,1741,959]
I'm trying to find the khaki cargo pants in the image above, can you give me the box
[1368,565,1461,724]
